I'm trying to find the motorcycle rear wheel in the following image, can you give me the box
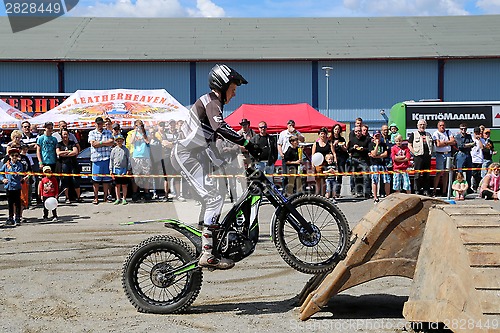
[122,235,202,314]
[274,195,350,274]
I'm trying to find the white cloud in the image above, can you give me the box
[476,0,500,12]
[71,0,225,17]
[343,0,470,16]
[187,0,225,17]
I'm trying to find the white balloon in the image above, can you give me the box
[311,152,324,166]
[44,197,58,211]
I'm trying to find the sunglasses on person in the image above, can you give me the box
[460,127,467,130]
[10,154,19,157]
[259,126,267,129]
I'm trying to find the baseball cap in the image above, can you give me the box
[239,118,250,125]
[112,123,120,129]
[8,148,20,155]
[373,130,381,136]
[42,165,52,173]
[287,119,296,125]
[44,122,54,128]
[114,134,124,141]
[95,117,104,124]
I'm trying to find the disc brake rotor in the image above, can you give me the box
[298,224,321,246]
[150,262,175,288]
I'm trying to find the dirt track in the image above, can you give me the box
[1,195,495,333]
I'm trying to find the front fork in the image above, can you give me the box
[261,179,314,236]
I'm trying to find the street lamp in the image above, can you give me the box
[322,66,333,114]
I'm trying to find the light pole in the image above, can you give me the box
[322,66,333,114]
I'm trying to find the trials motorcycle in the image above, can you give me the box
[122,167,351,314]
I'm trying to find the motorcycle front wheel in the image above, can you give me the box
[274,195,350,274]
[122,235,202,314]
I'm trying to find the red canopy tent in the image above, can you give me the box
[226,103,345,134]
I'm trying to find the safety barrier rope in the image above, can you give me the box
[0,167,491,179]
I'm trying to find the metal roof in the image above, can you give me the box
[1,15,500,61]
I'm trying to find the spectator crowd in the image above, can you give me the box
[214,116,498,204]
[0,116,190,227]
[1,114,498,227]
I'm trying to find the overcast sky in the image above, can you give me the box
[2,0,500,17]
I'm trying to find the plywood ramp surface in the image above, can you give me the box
[299,193,445,321]
[403,204,500,333]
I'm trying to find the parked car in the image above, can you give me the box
[77,147,93,190]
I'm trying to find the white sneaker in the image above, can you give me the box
[52,217,58,222]
[152,193,158,200]
[177,196,186,202]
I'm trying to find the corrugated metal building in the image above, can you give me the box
[1,16,500,128]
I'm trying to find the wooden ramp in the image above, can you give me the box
[403,204,500,332]
[299,193,445,320]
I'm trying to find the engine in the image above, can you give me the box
[219,231,256,262]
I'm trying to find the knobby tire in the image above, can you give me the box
[274,195,350,274]
[122,235,202,314]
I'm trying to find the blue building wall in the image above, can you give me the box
[64,62,191,105]
[318,60,438,123]
[2,58,500,132]
[444,59,500,102]
[196,61,313,115]
[0,62,59,92]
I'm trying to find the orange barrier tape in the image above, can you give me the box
[0,167,490,179]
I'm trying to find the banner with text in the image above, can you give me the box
[29,89,189,129]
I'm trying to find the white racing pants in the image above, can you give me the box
[171,144,224,226]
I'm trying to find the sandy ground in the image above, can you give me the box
[1,192,498,333]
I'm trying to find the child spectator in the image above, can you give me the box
[5,143,31,223]
[452,172,469,201]
[389,123,400,144]
[391,134,411,194]
[479,162,500,200]
[109,134,131,205]
[322,153,337,201]
[38,165,59,222]
[0,148,24,227]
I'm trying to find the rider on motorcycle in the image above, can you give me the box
[171,64,260,270]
